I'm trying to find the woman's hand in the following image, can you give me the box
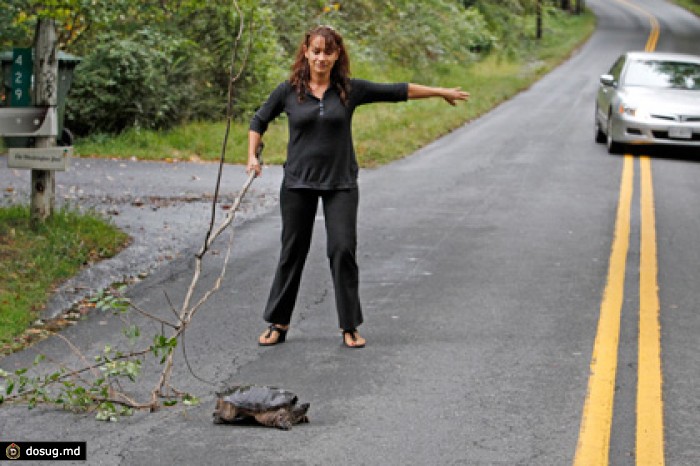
[247,157,262,177]
[407,83,470,105]
[247,130,264,177]
[441,87,470,106]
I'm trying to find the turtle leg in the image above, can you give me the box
[254,408,292,430]
[213,399,239,424]
[290,403,310,425]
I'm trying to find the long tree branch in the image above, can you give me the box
[152,0,257,404]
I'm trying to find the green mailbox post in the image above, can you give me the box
[1,49,81,148]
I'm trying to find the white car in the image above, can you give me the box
[595,51,700,153]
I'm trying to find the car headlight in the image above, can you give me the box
[618,103,650,120]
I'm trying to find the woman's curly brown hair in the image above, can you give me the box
[289,26,351,105]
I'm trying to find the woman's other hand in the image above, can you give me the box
[407,83,470,106]
[442,87,470,106]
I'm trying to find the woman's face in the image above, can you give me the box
[304,35,339,77]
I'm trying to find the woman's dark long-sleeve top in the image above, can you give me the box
[250,79,408,190]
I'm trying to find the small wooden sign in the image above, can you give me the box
[8,146,71,171]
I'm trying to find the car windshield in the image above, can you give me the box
[623,59,700,90]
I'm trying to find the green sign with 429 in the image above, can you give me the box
[11,48,32,107]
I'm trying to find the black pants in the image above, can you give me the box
[263,186,362,330]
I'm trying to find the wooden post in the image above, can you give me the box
[536,0,543,40]
[31,19,58,227]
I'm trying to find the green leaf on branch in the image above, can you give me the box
[151,334,178,364]
[183,394,199,406]
[122,324,141,345]
[89,289,131,313]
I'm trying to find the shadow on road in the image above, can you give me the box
[626,145,700,163]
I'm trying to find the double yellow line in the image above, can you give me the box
[574,1,664,465]
[621,0,661,52]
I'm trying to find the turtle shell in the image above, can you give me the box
[219,385,298,413]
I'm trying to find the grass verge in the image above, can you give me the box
[670,0,700,16]
[0,206,130,352]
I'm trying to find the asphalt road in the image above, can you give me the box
[1,1,700,464]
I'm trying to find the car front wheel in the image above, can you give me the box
[595,121,606,144]
[606,114,623,154]
[595,105,606,143]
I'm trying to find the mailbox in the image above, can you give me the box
[1,49,81,148]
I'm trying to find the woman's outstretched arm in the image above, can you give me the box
[407,83,469,106]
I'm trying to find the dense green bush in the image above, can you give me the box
[64,2,285,134]
[65,29,200,134]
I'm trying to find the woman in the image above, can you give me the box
[248,25,469,349]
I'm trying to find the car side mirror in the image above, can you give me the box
[600,74,616,87]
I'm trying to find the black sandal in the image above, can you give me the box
[258,325,288,346]
[342,329,365,349]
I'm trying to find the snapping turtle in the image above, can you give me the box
[213,385,310,430]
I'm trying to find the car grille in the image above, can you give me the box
[650,114,675,121]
